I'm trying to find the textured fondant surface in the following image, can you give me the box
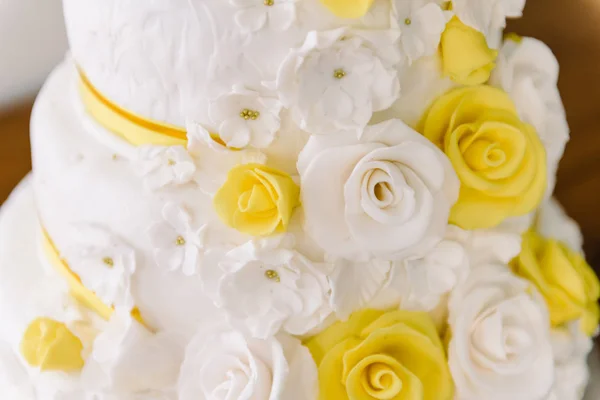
[62,0,390,127]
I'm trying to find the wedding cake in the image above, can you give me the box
[0,0,598,398]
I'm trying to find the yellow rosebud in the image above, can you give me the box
[511,231,600,336]
[318,0,375,19]
[214,163,300,236]
[20,318,84,372]
[418,85,547,229]
[305,309,454,400]
[440,17,498,85]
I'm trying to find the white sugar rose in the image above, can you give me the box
[200,235,332,339]
[276,28,400,136]
[298,119,459,261]
[546,322,593,400]
[178,324,317,400]
[491,36,569,194]
[448,264,554,400]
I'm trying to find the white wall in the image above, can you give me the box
[0,0,68,108]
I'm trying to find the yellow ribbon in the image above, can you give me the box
[78,70,187,147]
[41,229,145,326]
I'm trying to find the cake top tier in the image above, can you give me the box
[63,0,395,128]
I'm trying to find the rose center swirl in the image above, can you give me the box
[361,362,403,399]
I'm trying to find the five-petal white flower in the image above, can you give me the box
[137,145,196,191]
[201,235,332,339]
[276,28,401,136]
[147,203,208,276]
[178,323,317,400]
[208,86,283,149]
[391,0,450,65]
[65,225,137,310]
[231,0,298,33]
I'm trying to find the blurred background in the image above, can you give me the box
[10,0,600,263]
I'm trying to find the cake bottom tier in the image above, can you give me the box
[2,177,600,398]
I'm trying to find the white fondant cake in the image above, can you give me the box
[1,0,598,399]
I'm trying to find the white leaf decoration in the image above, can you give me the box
[328,258,392,319]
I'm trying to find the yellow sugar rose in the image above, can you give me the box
[214,163,300,236]
[418,85,547,229]
[511,231,600,336]
[20,318,84,372]
[318,0,375,19]
[305,309,454,400]
[440,17,498,85]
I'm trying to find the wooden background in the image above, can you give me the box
[1,0,600,264]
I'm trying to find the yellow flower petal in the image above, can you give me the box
[20,318,84,372]
[440,17,498,85]
[319,0,375,19]
[214,163,300,236]
[511,231,600,336]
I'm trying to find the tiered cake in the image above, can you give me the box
[0,0,598,399]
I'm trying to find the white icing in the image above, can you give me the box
[447,264,555,400]
[298,118,459,261]
[177,323,317,400]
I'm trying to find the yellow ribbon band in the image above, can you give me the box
[78,70,187,147]
[41,229,144,325]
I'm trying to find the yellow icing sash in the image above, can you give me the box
[78,70,187,147]
[41,229,145,325]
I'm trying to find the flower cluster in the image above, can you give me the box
[27,1,599,399]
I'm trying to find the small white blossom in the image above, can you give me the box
[200,235,332,339]
[231,0,298,33]
[65,225,137,310]
[137,146,196,191]
[392,0,450,64]
[276,28,401,136]
[208,86,283,149]
[147,203,207,276]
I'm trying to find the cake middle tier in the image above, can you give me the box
[31,60,323,336]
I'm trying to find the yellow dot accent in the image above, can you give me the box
[176,236,186,246]
[102,257,114,267]
[404,18,411,26]
[240,109,261,120]
[167,159,176,166]
[265,269,281,282]
[333,69,346,79]
[20,318,84,372]
[264,0,274,5]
